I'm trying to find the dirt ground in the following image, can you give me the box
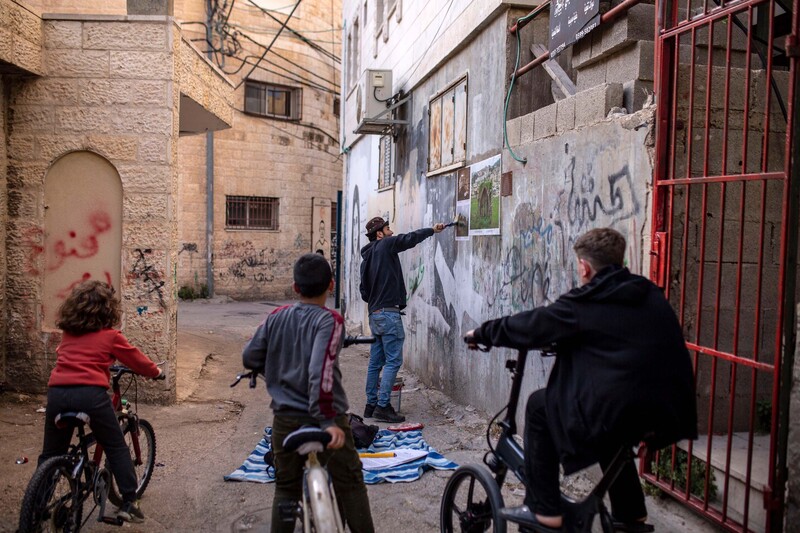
[0,299,718,532]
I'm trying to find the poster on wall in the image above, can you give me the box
[312,197,332,259]
[469,154,501,236]
[455,167,470,241]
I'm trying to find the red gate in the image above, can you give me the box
[645,0,799,531]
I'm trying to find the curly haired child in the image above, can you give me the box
[38,280,163,523]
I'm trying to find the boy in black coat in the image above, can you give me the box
[467,228,697,532]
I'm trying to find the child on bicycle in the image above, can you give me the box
[243,253,375,533]
[38,280,162,523]
[467,228,696,532]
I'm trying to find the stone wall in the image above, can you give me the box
[5,14,184,400]
[175,0,344,300]
[0,77,7,384]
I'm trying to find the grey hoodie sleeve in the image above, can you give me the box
[242,318,269,370]
[306,314,342,428]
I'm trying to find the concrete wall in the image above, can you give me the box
[174,0,344,300]
[342,0,655,413]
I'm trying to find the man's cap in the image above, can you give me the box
[365,216,388,235]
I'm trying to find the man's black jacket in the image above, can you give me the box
[475,265,697,474]
[359,228,434,312]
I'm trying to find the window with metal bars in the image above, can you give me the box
[244,80,302,120]
[225,196,279,230]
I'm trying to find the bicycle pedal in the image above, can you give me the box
[100,515,124,526]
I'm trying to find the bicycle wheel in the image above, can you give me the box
[440,464,506,533]
[305,466,344,533]
[18,456,83,533]
[108,418,156,506]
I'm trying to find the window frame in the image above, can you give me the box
[427,74,469,176]
[243,80,302,121]
[225,195,280,231]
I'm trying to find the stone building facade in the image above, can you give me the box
[174,0,343,301]
[0,0,234,401]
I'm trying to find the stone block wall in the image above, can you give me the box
[175,0,343,300]
[5,15,182,401]
[0,77,7,384]
[0,0,42,75]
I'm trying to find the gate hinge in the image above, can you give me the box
[786,35,800,58]
[650,231,668,289]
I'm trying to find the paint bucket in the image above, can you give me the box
[390,377,404,412]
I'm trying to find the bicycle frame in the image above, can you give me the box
[483,348,637,533]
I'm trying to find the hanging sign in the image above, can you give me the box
[549,0,600,59]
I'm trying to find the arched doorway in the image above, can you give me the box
[42,152,122,328]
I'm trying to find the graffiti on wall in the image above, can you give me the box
[128,248,166,309]
[216,240,288,285]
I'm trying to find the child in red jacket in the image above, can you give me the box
[38,280,162,523]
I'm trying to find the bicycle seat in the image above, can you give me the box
[283,427,332,455]
[54,411,91,429]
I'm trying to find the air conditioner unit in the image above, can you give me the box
[364,69,393,120]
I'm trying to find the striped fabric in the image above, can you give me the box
[224,427,458,484]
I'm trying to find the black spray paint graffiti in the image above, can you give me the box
[217,241,282,284]
[484,155,640,311]
[129,248,166,308]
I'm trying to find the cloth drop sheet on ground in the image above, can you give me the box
[224,426,458,484]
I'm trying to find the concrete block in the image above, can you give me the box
[622,79,654,113]
[575,83,623,127]
[84,22,169,51]
[556,97,576,133]
[600,3,655,55]
[505,116,522,147]
[520,112,534,145]
[605,41,655,84]
[576,60,606,91]
[534,103,557,139]
[43,21,82,49]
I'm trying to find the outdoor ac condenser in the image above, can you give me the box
[364,69,393,120]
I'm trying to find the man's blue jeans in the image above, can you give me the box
[366,310,405,408]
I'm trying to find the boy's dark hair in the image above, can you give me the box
[56,280,120,335]
[573,228,626,271]
[294,253,332,297]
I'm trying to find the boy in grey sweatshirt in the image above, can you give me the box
[243,253,374,533]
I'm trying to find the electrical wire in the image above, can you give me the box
[503,13,534,165]
[235,0,303,86]
[246,0,340,63]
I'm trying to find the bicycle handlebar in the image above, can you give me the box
[343,335,376,347]
[109,363,167,380]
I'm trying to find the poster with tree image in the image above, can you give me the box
[455,167,470,241]
[469,155,501,236]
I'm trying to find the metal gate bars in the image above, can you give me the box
[645,0,799,531]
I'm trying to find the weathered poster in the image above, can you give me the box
[469,155,501,236]
[312,197,332,259]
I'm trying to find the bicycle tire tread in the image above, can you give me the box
[18,455,82,533]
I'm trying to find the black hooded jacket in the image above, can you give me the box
[359,228,435,312]
[475,265,697,474]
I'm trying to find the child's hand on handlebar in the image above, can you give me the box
[325,426,345,449]
[464,330,491,352]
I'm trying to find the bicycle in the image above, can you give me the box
[231,334,375,533]
[440,341,652,533]
[18,364,165,532]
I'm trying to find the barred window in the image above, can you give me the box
[244,80,302,120]
[226,196,279,230]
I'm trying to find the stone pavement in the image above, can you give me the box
[0,299,721,532]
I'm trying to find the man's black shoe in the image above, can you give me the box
[499,506,561,532]
[373,404,405,423]
[364,403,376,418]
